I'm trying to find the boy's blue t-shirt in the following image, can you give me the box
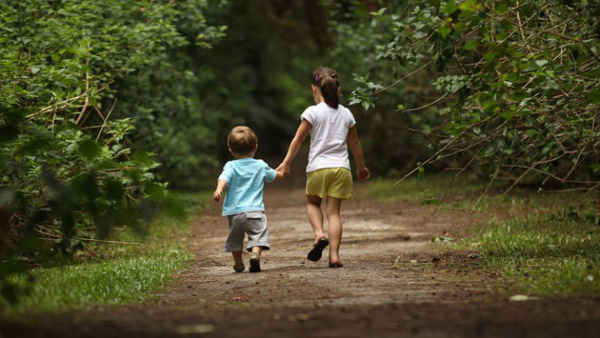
[218,158,277,216]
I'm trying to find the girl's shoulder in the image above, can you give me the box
[302,103,320,113]
[300,103,322,121]
[302,103,354,121]
[337,104,355,118]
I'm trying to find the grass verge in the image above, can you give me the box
[2,191,210,316]
[367,175,600,297]
[465,212,600,296]
[364,174,485,205]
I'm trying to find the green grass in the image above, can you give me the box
[365,175,589,214]
[364,174,486,205]
[2,191,210,316]
[367,175,600,296]
[466,214,600,296]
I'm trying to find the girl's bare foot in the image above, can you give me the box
[307,238,329,262]
[314,232,327,245]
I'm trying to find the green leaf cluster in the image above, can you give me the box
[0,0,224,305]
[338,0,600,188]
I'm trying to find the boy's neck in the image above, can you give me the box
[233,153,255,160]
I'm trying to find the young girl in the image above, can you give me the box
[277,67,370,268]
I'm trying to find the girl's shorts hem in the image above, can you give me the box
[306,167,353,200]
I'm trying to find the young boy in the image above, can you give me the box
[213,126,282,273]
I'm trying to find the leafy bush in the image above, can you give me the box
[340,0,600,189]
[0,191,208,315]
[0,0,223,305]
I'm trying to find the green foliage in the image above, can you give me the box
[115,0,228,189]
[5,251,190,315]
[0,191,207,315]
[191,1,324,163]
[0,0,223,306]
[342,0,600,189]
[323,0,446,175]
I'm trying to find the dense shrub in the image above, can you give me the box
[334,0,600,188]
[0,0,224,305]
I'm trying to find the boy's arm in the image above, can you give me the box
[276,120,312,176]
[213,179,227,202]
[347,126,370,181]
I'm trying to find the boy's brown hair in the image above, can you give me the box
[228,126,257,156]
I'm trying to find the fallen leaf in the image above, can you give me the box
[432,236,454,242]
[230,295,249,302]
[297,313,311,321]
[176,324,215,335]
[509,294,539,302]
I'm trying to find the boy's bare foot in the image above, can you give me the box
[328,262,344,268]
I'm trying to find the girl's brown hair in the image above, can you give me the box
[312,67,339,109]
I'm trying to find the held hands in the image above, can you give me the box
[275,162,291,177]
[275,169,285,179]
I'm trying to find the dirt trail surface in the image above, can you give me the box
[3,185,600,338]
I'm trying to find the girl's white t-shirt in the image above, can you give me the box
[300,102,356,173]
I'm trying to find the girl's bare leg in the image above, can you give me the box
[306,195,326,244]
[325,197,343,264]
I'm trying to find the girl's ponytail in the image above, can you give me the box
[320,76,339,109]
[312,67,340,109]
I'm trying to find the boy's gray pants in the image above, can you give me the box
[225,211,270,252]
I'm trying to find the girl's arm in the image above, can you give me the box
[276,120,312,176]
[347,126,370,181]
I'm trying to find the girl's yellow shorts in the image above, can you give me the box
[306,168,353,200]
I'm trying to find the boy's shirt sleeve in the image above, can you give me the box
[218,162,233,183]
[262,161,277,183]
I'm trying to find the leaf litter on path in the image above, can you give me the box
[509,294,540,302]
[176,324,215,335]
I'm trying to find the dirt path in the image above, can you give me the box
[161,185,490,308]
[3,185,600,337]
